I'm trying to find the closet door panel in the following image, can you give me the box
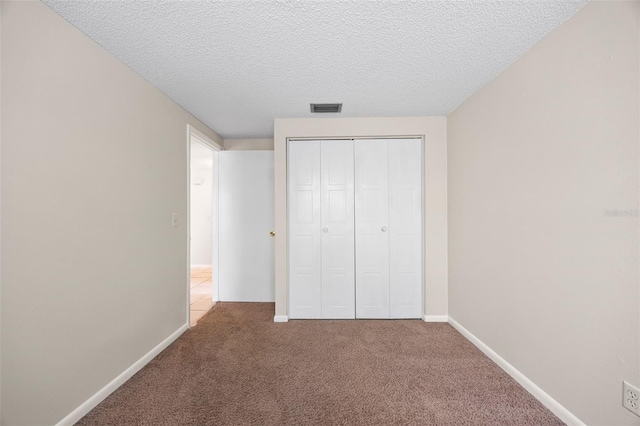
[289,141,322,319]
[355,140,390,319]
[389,139,423,318]
[321,140,355,319]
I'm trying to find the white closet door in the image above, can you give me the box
[389,139,423,318]
[355,140,390,319]
[321,140,355,319]
[288,141,322,319]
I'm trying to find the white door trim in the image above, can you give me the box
[187,125,221,328]
[189,125,223,151]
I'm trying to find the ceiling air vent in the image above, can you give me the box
[310,103,342,113]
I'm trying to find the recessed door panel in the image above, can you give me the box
[361,272,384,307]
[321,140,355,319]
[327,235,349,267]
[389,139,422,319]
[396,272,419,307]
[295,273,316,307]
[294,235,314,268]
[289,141,322,319]
[355,140,390,319]
[295,190,314,223]
[328,190,347,222]
[325,273,350,309]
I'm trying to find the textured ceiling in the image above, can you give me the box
[42,0,586,139]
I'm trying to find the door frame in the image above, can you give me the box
[286,136,425,319]
[186,125,222,327]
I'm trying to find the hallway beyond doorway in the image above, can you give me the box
[190,267,214,326]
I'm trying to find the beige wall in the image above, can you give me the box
[273,117,448,318]
[224,138,274,150]
[1,2,222,424]
[448,2,639,425]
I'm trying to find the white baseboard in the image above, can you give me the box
[448,317,584,426]
[423,315,448,322]
[273,315,289,323]
[190,264,212,269]
[55,323,189,426]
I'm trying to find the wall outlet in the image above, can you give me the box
[623,381,640,416]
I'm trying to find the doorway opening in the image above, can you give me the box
[188,126,220,326]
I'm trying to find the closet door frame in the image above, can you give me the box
[287,137,424,320]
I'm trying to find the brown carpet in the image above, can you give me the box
[78,303,563,425]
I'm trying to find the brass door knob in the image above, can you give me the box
[269,231,276,237]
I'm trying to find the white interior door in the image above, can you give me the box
[320,140,355,319]
[389,139,423,318]
[288,141,322,318]
[355,140,390,319]
[219,151,275,302]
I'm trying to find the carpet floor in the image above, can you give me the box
[78,303,563,425]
